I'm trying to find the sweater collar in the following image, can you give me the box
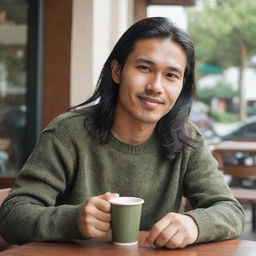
[108,132,160,154]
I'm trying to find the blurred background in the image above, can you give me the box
[0,0,255,179]
[0,0,255,239]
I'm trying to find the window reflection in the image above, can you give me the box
[0,2,28,175]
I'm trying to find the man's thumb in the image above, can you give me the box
[102,192,119,201]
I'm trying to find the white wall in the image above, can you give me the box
[70,0,93,107]
[70,0,133,107]
[147,5,188,31]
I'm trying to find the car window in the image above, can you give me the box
[244,123,256,137]
[227,122,256,139]
[234,123,256,138]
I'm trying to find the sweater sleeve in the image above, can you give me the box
[183,135,245,243]
[0,129,84,244]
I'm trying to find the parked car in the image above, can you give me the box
[213,116,256,188]
[220,115,256,141]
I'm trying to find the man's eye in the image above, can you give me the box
[138,65,150,71]
[167,73,178,79]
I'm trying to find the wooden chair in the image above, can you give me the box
[0,177,16,189]
[212,147,256,232]
[0,188,11,250]
[0,188,11,205]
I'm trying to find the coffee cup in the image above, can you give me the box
[109,197,144,245]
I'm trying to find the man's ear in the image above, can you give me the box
[111,59,121,84]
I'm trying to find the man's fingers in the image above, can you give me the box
[145,215,172,245]
[88,226,109,238]
[95,209,111,222]
[93,219,111,233]
[86,204,111,222]
[153,224,179,248]
[80,208,111,237]
[79,192,119,239]
[89,192,119,213]
[146,213,199,249]
[95,199,111,213]
[101,192,119,201]
[165,231,187,249]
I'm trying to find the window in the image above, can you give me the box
[0,0,42,176]
[0,1,28,175]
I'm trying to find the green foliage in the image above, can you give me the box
[197,82,238,100]
[0,45,26,86]
[211,111,239,123]
[0,3,28,86]
[188,0,256,68]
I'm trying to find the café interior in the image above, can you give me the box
[0,0,256,254]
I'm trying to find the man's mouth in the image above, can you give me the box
[138,95,164,108]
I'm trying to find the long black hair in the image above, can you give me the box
[73,17,196,160]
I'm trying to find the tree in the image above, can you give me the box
[197,82,238,101]
[188,0,256,120]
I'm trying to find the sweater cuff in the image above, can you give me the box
[54,204,87,241]
[77,204,90,240]
[184,208,215,244]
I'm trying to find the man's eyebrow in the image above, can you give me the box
[135,58,183,75]
[167,66,183,76]
[135,58,154,65]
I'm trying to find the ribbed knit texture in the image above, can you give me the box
[0,108,245,244]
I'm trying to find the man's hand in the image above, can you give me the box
[79,192,119,238]
[145,212,199,249]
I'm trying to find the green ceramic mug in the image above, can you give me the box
[109,197,144,246]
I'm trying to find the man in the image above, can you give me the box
[0,17,244,249]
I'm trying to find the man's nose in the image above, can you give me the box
[146,74,163,94]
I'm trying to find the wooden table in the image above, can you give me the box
[212,140,256,176]
[212,140,256,231]
[1,232,256,256]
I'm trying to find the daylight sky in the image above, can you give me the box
[147,5,187,31]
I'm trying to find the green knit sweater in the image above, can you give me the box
[0,109,244,244]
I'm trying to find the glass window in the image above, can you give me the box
[0,1,28,175]
[244,123,256,138]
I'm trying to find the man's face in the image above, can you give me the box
[111,38,187,125]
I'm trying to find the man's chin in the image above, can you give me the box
[134,114,160,124]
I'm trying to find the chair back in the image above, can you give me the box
[222,165,256,178]
[0,188,11,205]
[0,188,11,250]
